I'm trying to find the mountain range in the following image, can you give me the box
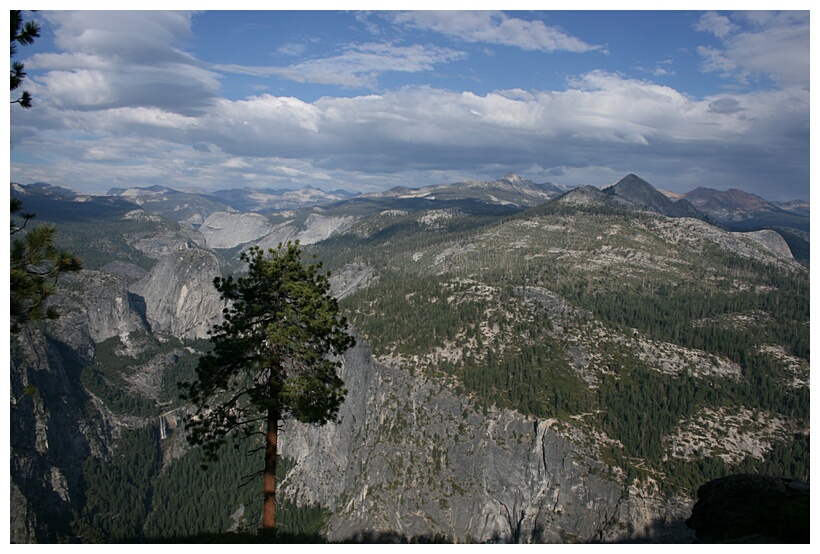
[673,186,810,231]
[15,173,809,231]
[9,173,809,543]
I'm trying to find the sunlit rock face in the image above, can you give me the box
[131,247,223,340]
[199,211,274,249]
[281,340,694,544]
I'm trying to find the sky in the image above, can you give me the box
[7,4,812,202]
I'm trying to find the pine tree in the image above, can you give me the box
[180,242,355,531]
[10,199,82,332]
[11,10,40,108]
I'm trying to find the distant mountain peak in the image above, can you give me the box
[501,173,525,184]
[680,185,808,227]
[605,174,665,204]
[601,174,699,217]
[609,173,654,192]
[683,186,770,211]
[107,184,180,197]
[13,181,79,200]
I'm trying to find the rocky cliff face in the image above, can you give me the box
[739,230,794,260]
[199,211,358,251]
[130,246,223,340]
[10,241,224,542]
[281,340,694,543]
[200,211,274,249]
[11,326,99,543]
[11,311,694,544]
[53,270,150,347]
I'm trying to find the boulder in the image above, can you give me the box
[686,474,809,543]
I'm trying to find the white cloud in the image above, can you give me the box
[9,11,808,201]
[695,11,809,89]
[695,11,739,39]
[216,42,466,89]
[42,11,195,65]
[276,42,307,57]
[221,158,252,169]
[12,69,807,198]
[391,11,603,53]
[28,11,221,114]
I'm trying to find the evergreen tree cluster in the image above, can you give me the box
[74,427,328,542]
[324,207,809,492]
[76,427,162,542]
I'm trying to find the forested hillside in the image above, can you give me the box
[9,178,809,543]
[311,200,809,493]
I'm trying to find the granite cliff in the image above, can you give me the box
[130,246,223,340]
[282,339,694,543]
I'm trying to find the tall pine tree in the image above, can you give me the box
[181,242,355,530]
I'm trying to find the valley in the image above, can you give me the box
[8,174,809,543]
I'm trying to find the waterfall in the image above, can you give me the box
[159,414,167,440]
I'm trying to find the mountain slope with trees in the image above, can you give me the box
[8,174,809,543]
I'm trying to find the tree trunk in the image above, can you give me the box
[263,406,279,530]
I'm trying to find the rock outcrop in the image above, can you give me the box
[11,326,111,543]
[329,263,378,300]
[739,229,794,260]
[200,211,274,249]
[46,270,150,355]
[130,246,223,339]
[297,214,358,244]
[254,214,359,250]
[686,474,809,543]
[200,211,357,251]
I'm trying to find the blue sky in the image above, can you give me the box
[8,6,811,201]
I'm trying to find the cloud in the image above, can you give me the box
[354,11,385,37]
[10,11,808,202]
[216,42,466,89]
[707,97,743,114]
[28,11,221,115]
[48,11,195,62]
[276,42,308,57]
[221,157,252,169]
[694,11,739,39]
[634,59,676,79]
[390,11,604,53]
[12,69,807,199]
[695,11,809,89]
